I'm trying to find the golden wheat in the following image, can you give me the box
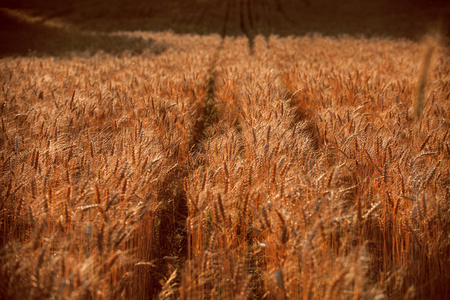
[0,30,449,300]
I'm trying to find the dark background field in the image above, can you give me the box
[1,0,449,57]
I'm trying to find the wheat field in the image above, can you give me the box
[1,1,450,299]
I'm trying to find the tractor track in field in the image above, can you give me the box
[172,0,299,297]
[150,2,232,297]
[239,0,256,54]
[187,0,231,153]
[222,0,231,38]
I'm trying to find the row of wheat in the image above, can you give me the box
[1,32,449,299]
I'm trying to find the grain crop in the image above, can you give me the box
[1,1,449,299]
